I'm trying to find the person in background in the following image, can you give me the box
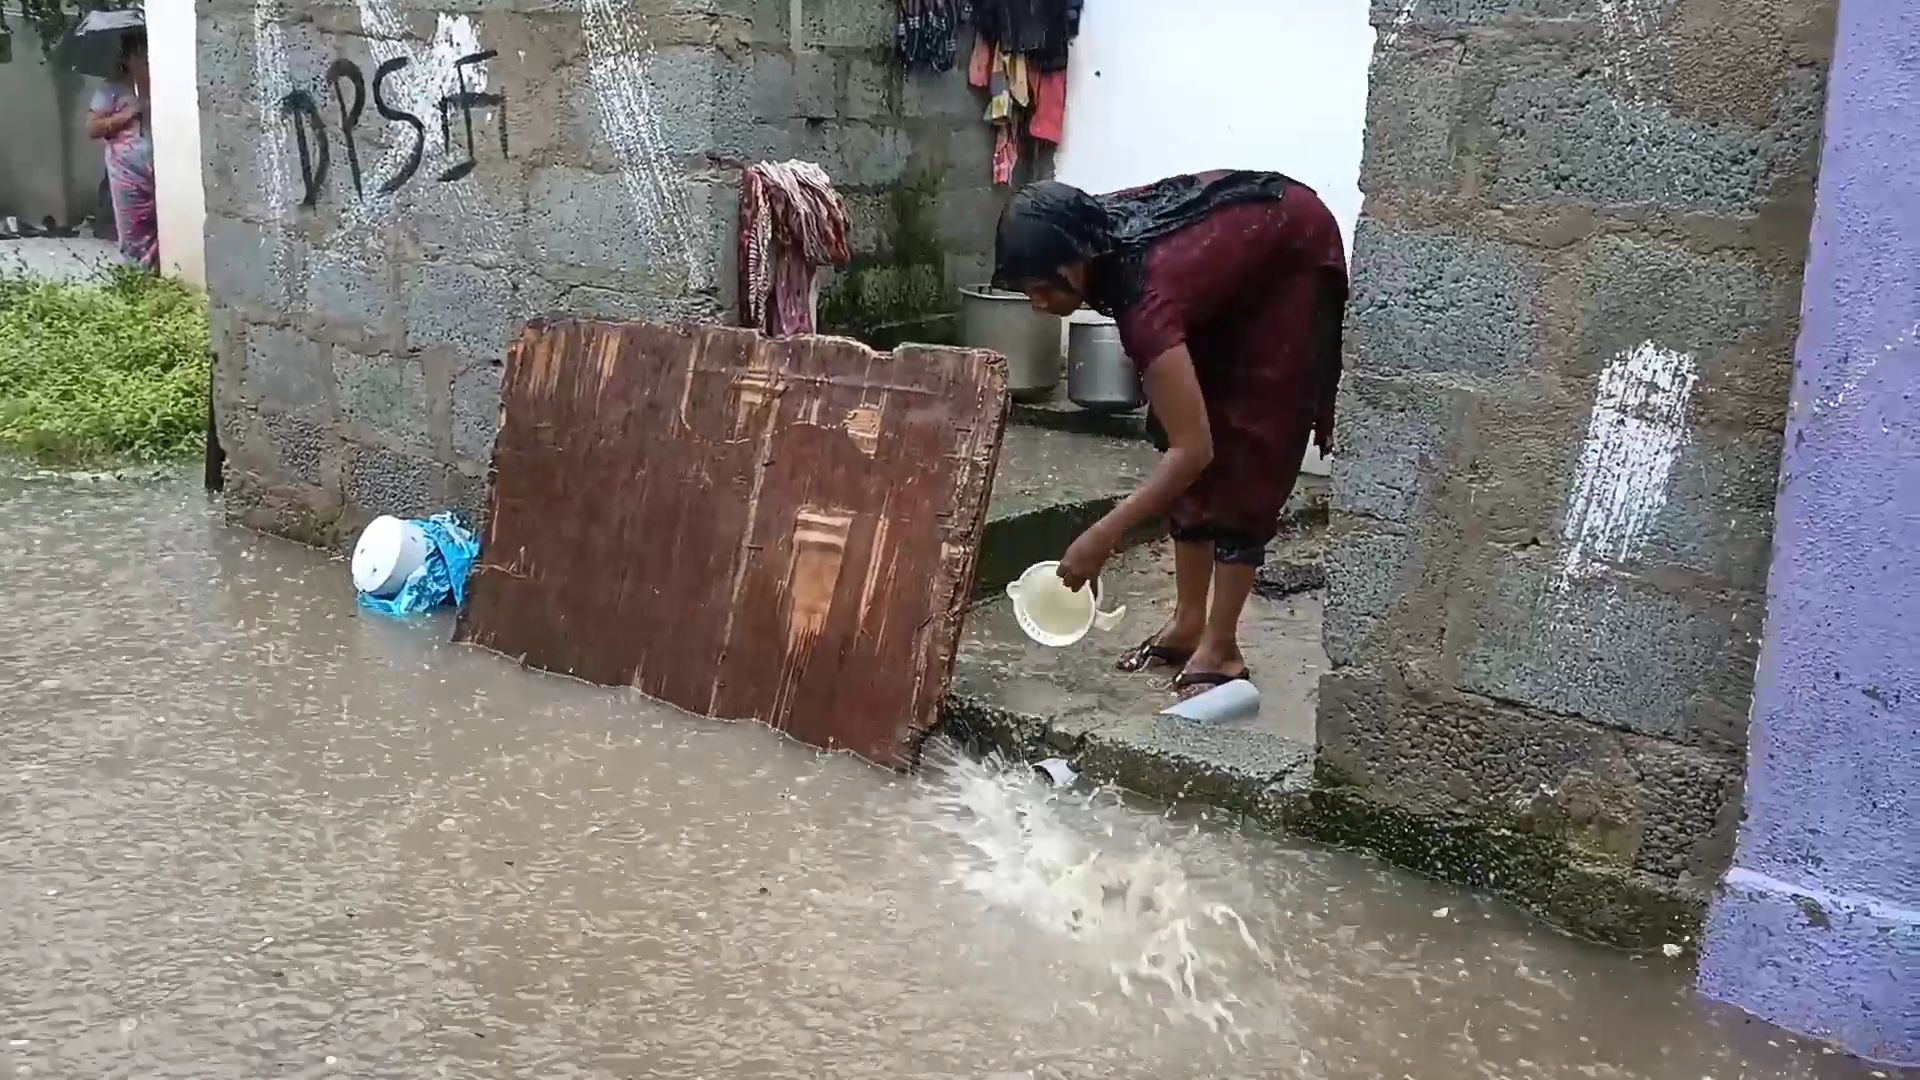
[992,171,1348,695]
[85,29,157,272]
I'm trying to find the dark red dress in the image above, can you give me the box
[1112,182,1348,550]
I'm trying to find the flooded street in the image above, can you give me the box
[0,472,1894,1080]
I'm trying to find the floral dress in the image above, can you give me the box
[89,80,158,271]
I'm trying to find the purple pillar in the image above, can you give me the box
[1695,0,1920,1066]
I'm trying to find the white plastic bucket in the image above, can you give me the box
[352,515,431,598]
[1004,561,1126,647]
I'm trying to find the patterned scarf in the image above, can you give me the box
[739,161,853,336]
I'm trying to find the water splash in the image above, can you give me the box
[577,0,700,289]
[913,745,1277,1039]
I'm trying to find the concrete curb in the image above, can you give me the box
[1294,782,1710,951]
[937,692,1709,950]
[937,692,1314,827]
[1008,398,1150,442]
[952,455,1703,951]
[975,496,1160,599]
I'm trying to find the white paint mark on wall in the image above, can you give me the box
[1595,0,1662,104]
[325,8,488,245]
[251,0,294,220]
[578,0,700,289]
[249,0,496,249]
[1555,340,1698,587]
[1377,0,1420,54]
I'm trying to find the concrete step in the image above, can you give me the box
[1007,386,1151,442]
[975,425,1161,598]
[942,537,1328,820]
[976,422,1329,599]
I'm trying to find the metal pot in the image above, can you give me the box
[1066,317,1143,413]
[958,285,1061,403]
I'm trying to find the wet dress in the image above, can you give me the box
[1105,174,1348,558]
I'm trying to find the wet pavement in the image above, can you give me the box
[0,469,1899,1080]
[949,540,1324,791]
[983,425,1160,523]
[0,238,125,284]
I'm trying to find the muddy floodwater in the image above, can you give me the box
[0,473,1897,1080]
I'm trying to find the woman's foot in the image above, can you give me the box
[1175,640,1250,698]
[1116,617,1203,673]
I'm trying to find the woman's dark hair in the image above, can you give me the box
[991,182,1113,294]
[120,28,147,59]
[992,171,1304,315]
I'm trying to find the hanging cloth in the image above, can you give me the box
[1029,68,1067,144]
[895,0,960,72]
[982,47,1030,185]
[971,0,1080,71]
[738,161,853,337]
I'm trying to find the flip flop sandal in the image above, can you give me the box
[1116,637,1193,673]
[1173,669,1255,692]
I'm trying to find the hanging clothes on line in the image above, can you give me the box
[895,0,968,72]
[973,0,1081,72]
[738,161,852,338]
[1028,68,1068,145]
[968,0,1083,184]
[900,0,1085,183]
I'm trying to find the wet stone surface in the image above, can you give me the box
[952,540,1327,756]
[975,425,1164,598]
[0,469,1890,1080]
[984,424,1161,523]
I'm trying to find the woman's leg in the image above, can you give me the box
[1177,264,1340,689]
[1184,542,1261,683]
[1166,537,1213,646]
[1117,535,1210,670]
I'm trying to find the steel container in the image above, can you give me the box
[958,285,1061,403]
[1066,317,1143,413]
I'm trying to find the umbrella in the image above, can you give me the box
[52,8,145,79]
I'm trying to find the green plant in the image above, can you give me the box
[0,0,135,57]
[0,267,210,464]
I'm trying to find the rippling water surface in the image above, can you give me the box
[0,472,1893,1079]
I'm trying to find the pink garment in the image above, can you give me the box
[967,34,993,89]
[992,126,1019,186]
[738,161,852,337]
[1029,69,1067,144]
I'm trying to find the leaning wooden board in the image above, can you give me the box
[455,320,1008,768]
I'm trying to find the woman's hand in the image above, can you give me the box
[1057,521,1120,592]
[1053,344,1214,593]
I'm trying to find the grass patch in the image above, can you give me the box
[0,267,211,464]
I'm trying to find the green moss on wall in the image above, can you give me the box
[820,171,958,349]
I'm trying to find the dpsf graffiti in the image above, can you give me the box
[279,50,505,207]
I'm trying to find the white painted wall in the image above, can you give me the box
[147,0,206,286]
[1052,0,1376,476]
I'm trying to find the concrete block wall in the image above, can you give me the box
[201,0,997,544]
[1312,0,1836,945]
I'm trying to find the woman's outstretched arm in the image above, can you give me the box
[1057,345,1212,589]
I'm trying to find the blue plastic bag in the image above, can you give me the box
[356,513,481,618]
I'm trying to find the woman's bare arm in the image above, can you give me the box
[1057,344,1212,588]
[87,105,135,140]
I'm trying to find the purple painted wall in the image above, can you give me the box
[1696,0,1920,1066]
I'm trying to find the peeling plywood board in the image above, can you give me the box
[455,320,1009,768]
